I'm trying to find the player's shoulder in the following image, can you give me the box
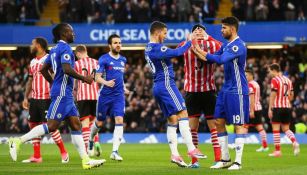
[98,53,109,63]
[120,55,127,62]
[58,42,72,52]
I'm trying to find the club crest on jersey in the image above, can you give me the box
[161,46,168,52]
[121,61,124,66]
[63,54,71,60]
[232,45,239,52]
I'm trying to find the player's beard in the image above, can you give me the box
[111,47,120,55]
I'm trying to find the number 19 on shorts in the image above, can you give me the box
[233,115,241,124]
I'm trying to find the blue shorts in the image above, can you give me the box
[214,91,249,125]
[153,81,186,118]
[47,96,79,121]
[96,94,125,121]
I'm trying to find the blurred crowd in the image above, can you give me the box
[0,0,47,23]
[0,46,306,134]
[232,0,307,21]
[58,0,219,24]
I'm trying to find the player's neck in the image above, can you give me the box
[109,51,120,59]
[150,36,160,43]
[228,34,238,43]
[36,51,46,59]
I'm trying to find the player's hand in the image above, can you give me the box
[124,88,130,95]
[268,110,273,119]
[250,111,255,119]
[22,99,29,110]
[104,79,115,87]
[186,33,192,41]
[83,75,93,84]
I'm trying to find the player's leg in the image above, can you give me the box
[269,108,282,157]
[167,115,187,167]
[40,99,68,163]
[280,108,300,156]
[110,116,124,161]
[255,124,269,152]
[81,117,91,151]
[185,92,201,167]
[204,91,221,163]
[89,116,101,156]
[67,116,105,169]
[210,92,232,169]
[22,99,43,163]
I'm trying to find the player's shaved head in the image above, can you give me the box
[221,16,239,32]
[52,23,74,43]
[150,21,167,35]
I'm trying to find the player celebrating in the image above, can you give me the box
[145,21,206,168]
[245,69,269,152]
[22,37,69,163]
[192,16,249,170]
[267,63,300,157]
[74,45,101,156]
[179,24,222,168]
[89,34,128,161]
[9,23,105,170]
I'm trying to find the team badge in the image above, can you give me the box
[57,113,62,119]
[63,54,71,60]
[96,65,100,70]
[232,45,239,52]
[161,46,168,52]
[98,113,102,117]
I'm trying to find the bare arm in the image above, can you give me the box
[40,63,53,84]
[249,93,255,118]
[289,90,294,101]
[62,63,93,84]
[22,76,33,109]
[95,72,115,87]
[268,91,277,119]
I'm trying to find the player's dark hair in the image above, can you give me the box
[245,68,254,77]
[52,23,69,43]
[221,16,239,31]
[35,37,48,51]
[75,44,87,53]
[269,63,280,72]
[150,21,167,34]
[108,34,120,45]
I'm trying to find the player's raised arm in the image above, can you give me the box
[156,41,192,59]
[205,44,244,64]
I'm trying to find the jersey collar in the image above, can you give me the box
[227,36,239,46]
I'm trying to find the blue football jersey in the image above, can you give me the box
[97,53,126,95]
[206,37,248,95]
[144,41,191,82]
[44,40,75,97]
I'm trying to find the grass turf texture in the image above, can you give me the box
[0,143,306,175]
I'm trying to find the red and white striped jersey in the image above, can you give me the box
[28,54,50,99]
[75,57,99,101]
[248,80,262,111]
[179,36,221,92]
[270,75,293,108]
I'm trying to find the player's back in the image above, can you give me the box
[249,80,262,111]
[221,37,248,95]
[271,75,292,108]
[75,57,99,101]
[97,53,126,96]
[145,43,175,83]
[47,41,75,97]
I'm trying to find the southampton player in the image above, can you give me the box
[267,63,300,157]
[9,23,105,169]
[145,21,206,168]
[89,34,129,161]
[74,45,101,156]
[245,69,268,152]
[22,37,69,163]
[192,17,249,170]
[178,24,222,168]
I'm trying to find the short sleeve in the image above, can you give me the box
[28,65,33,76]
[248,83,255,94]
[60,45,73,64]
[44,54,51,65]
[96,57,106,73]
[271,78,278,91]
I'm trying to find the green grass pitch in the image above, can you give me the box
[0,144,306,175]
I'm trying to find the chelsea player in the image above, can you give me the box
[192,16,249,170]
[145,21,206,168]
[89,34,129,161]
[9,23,105,170]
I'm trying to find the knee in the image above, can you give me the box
[95,121,104,128]
[47,123,57,133]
